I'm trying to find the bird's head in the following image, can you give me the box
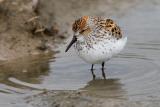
[65,16,92,52]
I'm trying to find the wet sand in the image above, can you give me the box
[26,90,160,107]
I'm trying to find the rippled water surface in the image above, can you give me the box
[1,1,160,106]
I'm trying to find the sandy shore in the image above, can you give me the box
[26,90,160,107]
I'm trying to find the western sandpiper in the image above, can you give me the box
[65,16,127,79]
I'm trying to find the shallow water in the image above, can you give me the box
[1,1,160,106]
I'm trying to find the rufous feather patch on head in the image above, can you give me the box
[72,16,89,32]
[81,16,89,22]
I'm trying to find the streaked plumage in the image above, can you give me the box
[66,16,127,79]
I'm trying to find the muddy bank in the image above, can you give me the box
[26,90,160,107]
[0,0,63,61]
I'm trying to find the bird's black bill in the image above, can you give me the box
[65,36,77,52]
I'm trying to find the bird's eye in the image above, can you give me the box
[80,29,85,34]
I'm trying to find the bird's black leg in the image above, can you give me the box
[102,62,106,79]
[91,64,96,79]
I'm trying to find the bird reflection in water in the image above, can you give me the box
[82,78,127,99]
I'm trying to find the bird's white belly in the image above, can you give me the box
[74,37,127,64]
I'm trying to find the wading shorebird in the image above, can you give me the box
[65,16,127,79]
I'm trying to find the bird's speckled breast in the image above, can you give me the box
[74,37,127,64]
